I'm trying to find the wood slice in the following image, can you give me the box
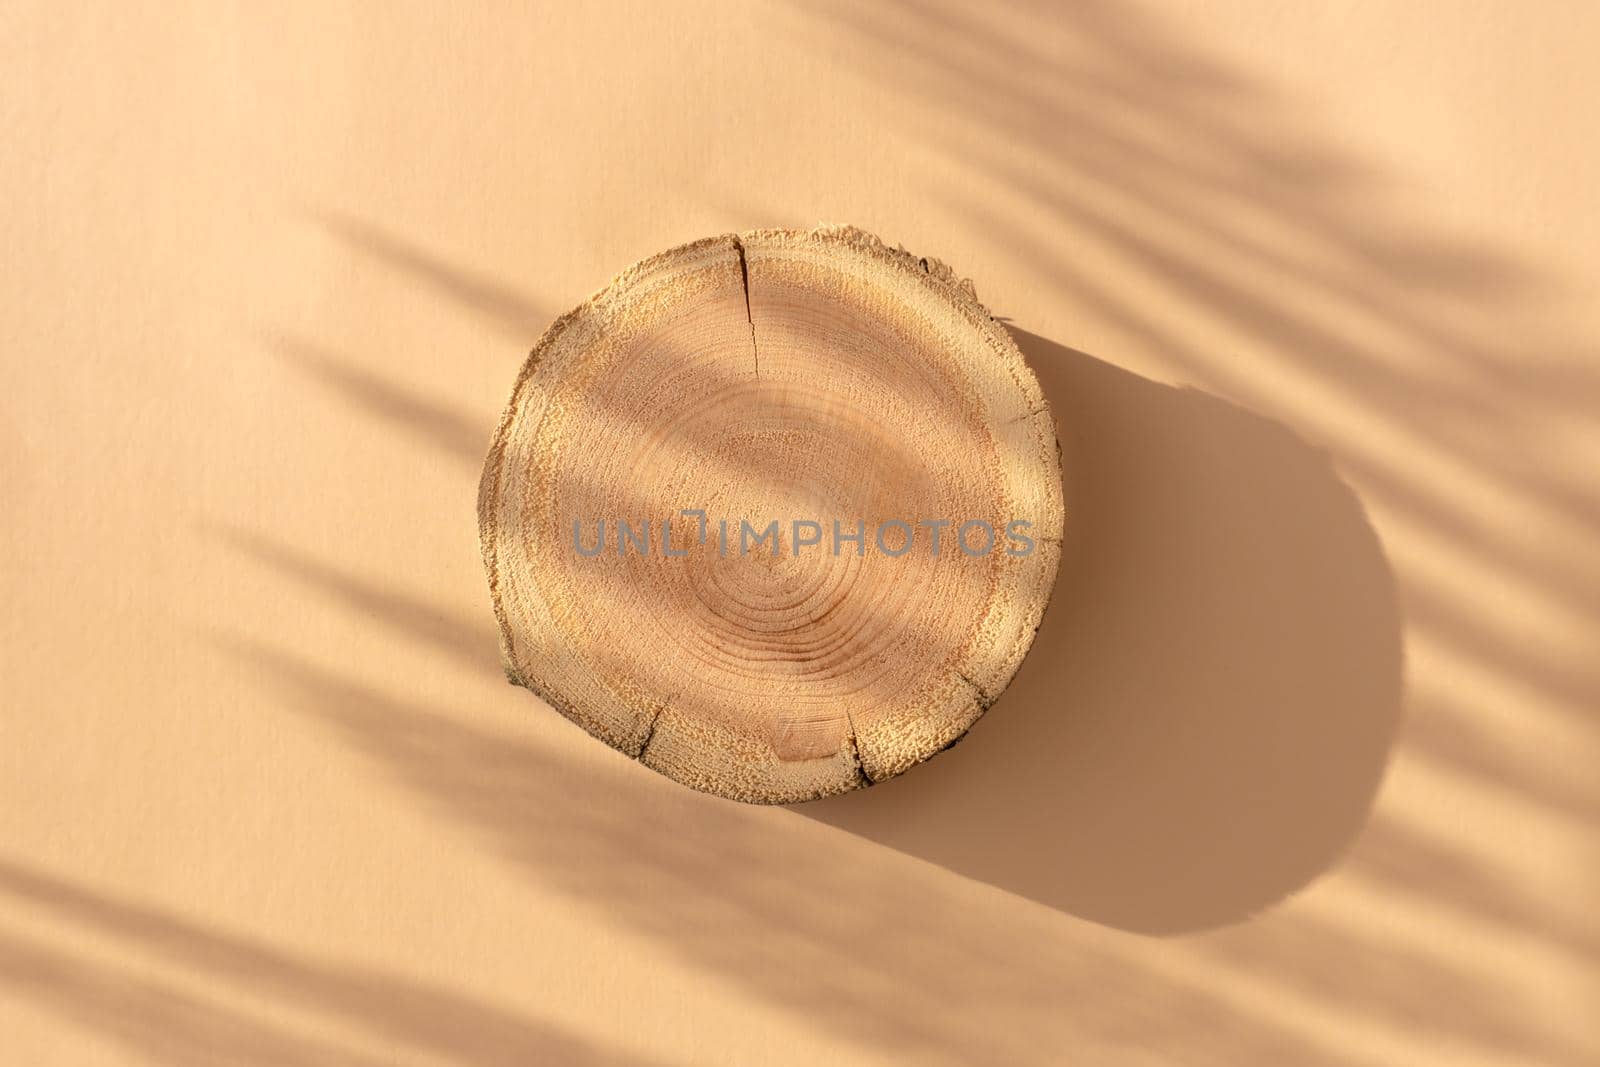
[479,226,1063,803]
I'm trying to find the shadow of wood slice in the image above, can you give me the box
[479,226,1063,803]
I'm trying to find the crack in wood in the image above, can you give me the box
[840,708,875,786]
[954,669,992,709]
[635,701,668,760]
[733,235,759,379]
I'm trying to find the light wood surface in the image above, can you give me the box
[480,227,1064,802]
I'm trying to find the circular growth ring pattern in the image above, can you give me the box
[479,226,1063,803]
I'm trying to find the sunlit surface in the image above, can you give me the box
[3,2,1595,1064]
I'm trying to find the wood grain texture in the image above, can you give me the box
[479,226,1064,802]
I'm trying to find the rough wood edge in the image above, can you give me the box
[477,225,1065,804]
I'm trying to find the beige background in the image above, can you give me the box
[3,2,1597,1064]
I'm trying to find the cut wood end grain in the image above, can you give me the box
[479,226,1064,803]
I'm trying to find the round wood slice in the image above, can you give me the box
[479,226,1063,803]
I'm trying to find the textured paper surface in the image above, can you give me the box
[3,3,1597,1064]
